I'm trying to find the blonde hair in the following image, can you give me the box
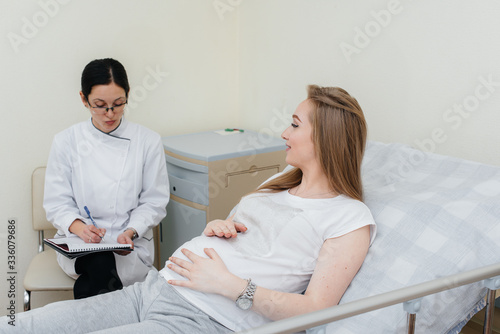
[257,85,367,201]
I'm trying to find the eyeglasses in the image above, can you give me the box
[87,99,127,115]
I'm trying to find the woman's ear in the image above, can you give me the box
[79,91,87,107]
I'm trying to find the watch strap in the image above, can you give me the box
[236,278,257,309]
[237,279,251,299]
[124,227,138,240]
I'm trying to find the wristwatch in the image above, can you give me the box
[124,227,138,240]
[236,279,257,310]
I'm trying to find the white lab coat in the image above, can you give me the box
[44,117,170,286]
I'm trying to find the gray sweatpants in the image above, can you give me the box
[1,270,232,333]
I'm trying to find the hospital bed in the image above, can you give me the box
[240,141,500,334]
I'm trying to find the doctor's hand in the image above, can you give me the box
[204,218,247,238]
[167,248,246,299]
[115,231,134,256]
[69,219,106,243]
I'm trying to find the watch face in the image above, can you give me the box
[237,297,252,310]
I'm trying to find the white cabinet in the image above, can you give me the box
[159,130,287,265]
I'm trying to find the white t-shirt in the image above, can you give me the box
[159,190,376,331]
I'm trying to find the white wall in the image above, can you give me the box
[1,0,500,316]
[239,0,500,166]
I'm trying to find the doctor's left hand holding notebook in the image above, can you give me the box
[67,206,107,243]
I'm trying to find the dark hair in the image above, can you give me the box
[81,58,130,100]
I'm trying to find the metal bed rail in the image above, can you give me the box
[239,262,500,334]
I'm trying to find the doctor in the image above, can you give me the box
[43,58,170,299]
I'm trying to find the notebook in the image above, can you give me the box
[44,237,133,259]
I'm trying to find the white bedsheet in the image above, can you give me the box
[308,141,500,334]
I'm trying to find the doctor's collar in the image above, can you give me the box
[90,117,125,136]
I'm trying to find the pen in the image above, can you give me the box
[84,206,103,239]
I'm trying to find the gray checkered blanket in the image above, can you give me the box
[308,141,500,334]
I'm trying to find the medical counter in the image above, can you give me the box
[159,129,287,264]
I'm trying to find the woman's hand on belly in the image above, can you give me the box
[167,248,247,300]
[204,216,247,238]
